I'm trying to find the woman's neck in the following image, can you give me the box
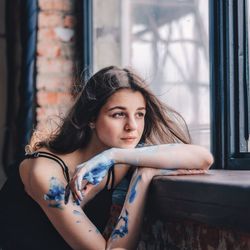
[79,136,109,162]
[42,133,109,174]
[79,131,109,162]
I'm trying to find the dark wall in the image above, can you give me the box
[0,0,7,188]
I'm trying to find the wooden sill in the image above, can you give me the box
[148,170,250,232]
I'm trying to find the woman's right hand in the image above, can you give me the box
[67,149,115,202]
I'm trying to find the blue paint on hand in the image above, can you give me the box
[111,209,129,239]
[129,175,142,203]
[82,160,114,185]
[44,177,65,209]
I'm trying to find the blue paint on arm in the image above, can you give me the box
[73,210,82,216]
[160,169,178,173]
[44,177,65,209]
[111,209,129,239]
[128,175,142,203]
[82,160,114,185]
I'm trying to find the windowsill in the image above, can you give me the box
[148,170,250,232]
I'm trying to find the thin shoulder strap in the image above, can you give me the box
[25,151,70,183]
[105,166,115,191]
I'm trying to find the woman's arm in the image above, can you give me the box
[112,143,214,170]
[25,162,107,250]
[22,159,163,250]
[106,167,165,249]
[71,143,213,198]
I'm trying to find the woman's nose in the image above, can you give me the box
[125,117,138,131]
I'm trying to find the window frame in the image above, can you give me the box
[83,0,93,79]
[210,0,250,169]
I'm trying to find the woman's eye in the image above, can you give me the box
[136,112,145,118]
[112,112,125,118]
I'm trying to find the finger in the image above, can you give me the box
[69,177,83,202]
[69,170,87,202]
[76,163,84,170]
[72,192,81,206]
[65,182,82,205]
[64,184,71,204]
[81,179,88,190]
[81,182,94,195]
[75,179,84,202]
[76,169,87,192]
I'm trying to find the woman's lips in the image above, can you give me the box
[121,137,137,142]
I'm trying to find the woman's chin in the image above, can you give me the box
[107,140,139,149]
[116,142,138,149]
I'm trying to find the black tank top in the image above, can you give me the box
[0,152,114,250]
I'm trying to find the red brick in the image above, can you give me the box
[39,0,75,12]
[38,28,57,41]
[38,27,75,43]
[38,12,64,27]
[64,15,77,28]
[36,74,74,91]
[37,58,74,74]
[55,0,75,12]
[36,105,69,122]
[37,90,72,106]
[37,41,61,58]
[56,43,75,58]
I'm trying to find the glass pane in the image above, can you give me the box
[93,0,210,149]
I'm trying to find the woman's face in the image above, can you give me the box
[92,88,146,149]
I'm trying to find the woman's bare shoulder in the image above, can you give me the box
[19,155,67,198]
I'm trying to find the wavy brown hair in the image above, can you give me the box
[27,66,191,153]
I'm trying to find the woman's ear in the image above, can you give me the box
[89,122,95,129]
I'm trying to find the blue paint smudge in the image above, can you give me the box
[111,209,129,239]
[73,199,80,206]
[48,203,62,209]
[82,160,114,185]
[44,177,65,209]
[160,169,177,174]
[73,210,82,216]
[129,175,142,203]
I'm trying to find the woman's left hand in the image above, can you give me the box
[66,149,115,203]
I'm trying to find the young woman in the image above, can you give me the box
[0,66,213,250]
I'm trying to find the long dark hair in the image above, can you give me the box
[27,66,190,153]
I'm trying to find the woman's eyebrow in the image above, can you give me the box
[107,106,126,111]
[137,107,146,111]
[107,106,146,111]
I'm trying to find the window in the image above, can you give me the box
[84,0,250,169]
[210,0,250,169]
[92,0,210,149]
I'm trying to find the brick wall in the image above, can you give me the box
[36,0,81,129]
